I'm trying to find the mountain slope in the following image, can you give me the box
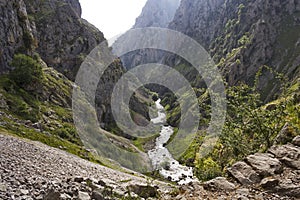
[169,0,300,100]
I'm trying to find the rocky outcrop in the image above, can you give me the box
[227,161,261,185]
[227,138,300,198]
[0,0,105,80]
[0,0,35,72]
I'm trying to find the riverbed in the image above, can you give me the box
[148,99,194,185]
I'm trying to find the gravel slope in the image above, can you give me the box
[0,134,175,199]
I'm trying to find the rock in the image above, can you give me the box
[235,188,250,196]
[32,122,42,130]
[78,191,90,200]
[228,161,261,185]
[292,136,300,146]
[60,193,72,199]
[97,180,106,187]
[20,189,29,195]
[274,123,295,145]
[92,187,112,198]
[260,178,279,189]
[91,190,105,200]
[203,177,235,191]
[74,177,84,183]
[246,153,283,177]
[275,183,300,198]
[268,144,300,169]
[268,144,300,158]
[44,189,61,200]
[281,157,300,169]
[128,184,159,198]
[268,144,300,159]
[0,184,7,192]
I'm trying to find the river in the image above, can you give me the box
[148,99,194,185]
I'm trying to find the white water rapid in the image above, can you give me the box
[148,99,194,185]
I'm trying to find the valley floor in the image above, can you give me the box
[0,133,299,200]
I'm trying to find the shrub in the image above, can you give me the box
[10,54,43,88]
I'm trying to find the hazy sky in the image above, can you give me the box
[80,0,147,39]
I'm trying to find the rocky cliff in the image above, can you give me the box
[133,0,181,28]
[120,0,181,69]
[169,0,300,100]
[0,0,104,80]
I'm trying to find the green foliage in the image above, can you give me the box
[22,31,36,50]
[10,54,43,88]
[238,34,251,46]
[192,68,300,181]
[220,83,286,162]
[0,76,41,122]
[133,133,159,152]
[195,157,222,181]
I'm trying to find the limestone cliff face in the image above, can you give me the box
[169,0,300,100]
[0,0,105,80]
[0,0,35,72]
[133,0,181,28]
[121,0,181,69]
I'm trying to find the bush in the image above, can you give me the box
[10,54,43,88]
[195,157,222,181]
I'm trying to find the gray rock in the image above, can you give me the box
[268,144,300,169]
[275,183,300,198]
[246,153,283,177]
[281,157,300,169]
[32,123,42,130]
[260,178,279,189]
[60,193,72,199]
[20,189,29,195]
[0,184,7,192]
[128,184,159,198]
[292,136,300,147]
[78,191,90,200]
[74,177,84,183]
[91,190,105,200]
[203,177,235,191]
[274,123,295,145]
[44,189,61,200]
[235,188,250,196]
[268,144,300,159]
[228,161,261,185]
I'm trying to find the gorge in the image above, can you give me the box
[0,0,299,199]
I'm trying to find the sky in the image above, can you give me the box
[79,0,147,39]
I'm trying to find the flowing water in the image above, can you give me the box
[148,99,194,185]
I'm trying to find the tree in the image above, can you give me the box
[10,54,43,88]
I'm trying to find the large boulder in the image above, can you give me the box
[268,144,300,169]
[228,161,261,185]
[127,184,159,199]
[246,153,283,177]
[203,177,235,191]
